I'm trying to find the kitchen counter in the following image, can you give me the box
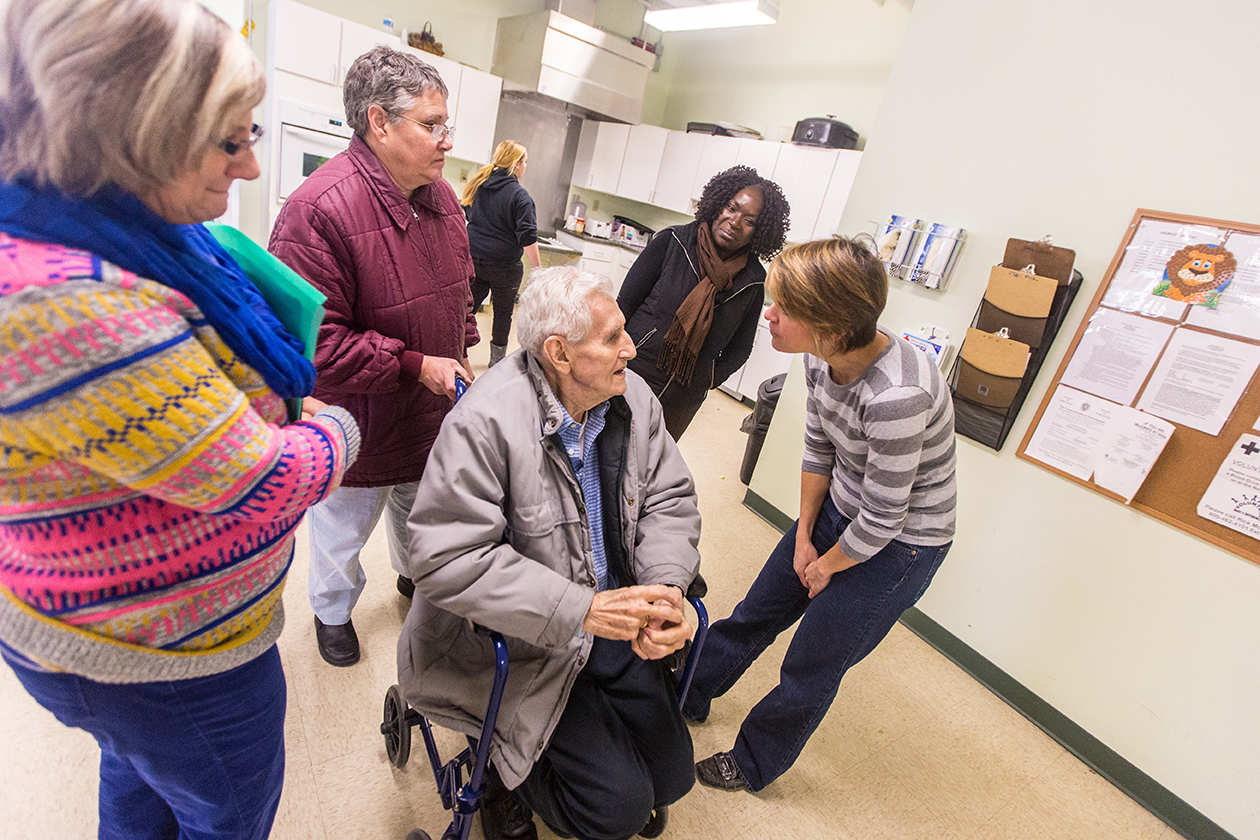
[554,229,647,254]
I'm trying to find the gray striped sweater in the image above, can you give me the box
[801,330,956,563]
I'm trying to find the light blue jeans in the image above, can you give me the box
[306,481,418,625]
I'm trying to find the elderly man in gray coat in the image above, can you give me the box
[399,266,701,840]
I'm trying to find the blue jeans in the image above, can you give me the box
[682,497,950,791]
[3,646,286,840]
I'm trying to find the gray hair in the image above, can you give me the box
[516,267,615,356]
[0,0,264,197]
[343,46,449,138]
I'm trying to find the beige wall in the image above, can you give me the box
[647,0,913,143]
[755,1,1260,836]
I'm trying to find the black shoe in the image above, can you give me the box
[396,574,415,599]
[313,616,360,666]
[695,751,748,791]
[480,766,538,840]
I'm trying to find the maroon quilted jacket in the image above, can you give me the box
[269,135,479,487]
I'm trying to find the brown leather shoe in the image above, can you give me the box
[695,751,748,791]
[314,616,360,667]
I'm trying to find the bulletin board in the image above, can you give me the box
[1017,208,1260,566]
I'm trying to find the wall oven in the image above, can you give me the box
[277,99,354,201]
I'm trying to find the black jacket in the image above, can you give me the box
[465,169,537,265]
[617,221,766,410]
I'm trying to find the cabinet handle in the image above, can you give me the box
[332,63,339,84]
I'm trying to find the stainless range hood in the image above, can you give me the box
[491,11,656,125]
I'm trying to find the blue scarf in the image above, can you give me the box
[0,180,314,399]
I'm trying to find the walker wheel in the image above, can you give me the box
[404,831,432,840]
[640,805,668,838]
[383,684,412,768]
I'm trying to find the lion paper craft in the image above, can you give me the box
[1152,243,1236,308]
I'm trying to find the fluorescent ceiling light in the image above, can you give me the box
[644,0,778,32]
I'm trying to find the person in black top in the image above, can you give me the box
[618,165,790,438]
[462,140,542,366]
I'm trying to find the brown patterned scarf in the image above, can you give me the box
[656,222,750,387]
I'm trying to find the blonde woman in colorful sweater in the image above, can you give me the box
[0,2,359,838]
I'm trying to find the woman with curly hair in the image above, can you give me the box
[617,165,790,438]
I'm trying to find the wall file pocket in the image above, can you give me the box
[974,266,1058,348]
[954,328,1030,409]
[949,242,1083,450]
[1003,238,1076,285]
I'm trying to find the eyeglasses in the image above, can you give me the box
[219,124,265,156]
[389,112,456,142]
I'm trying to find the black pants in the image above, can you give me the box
[514,637,695,840]
[470,259,524,346]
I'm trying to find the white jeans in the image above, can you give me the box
[306,481,419,625]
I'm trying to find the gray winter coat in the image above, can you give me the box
[398,350,701,789]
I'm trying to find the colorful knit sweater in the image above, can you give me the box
[0,235,360,683]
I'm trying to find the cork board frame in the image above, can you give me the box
[1017,208,1260,566]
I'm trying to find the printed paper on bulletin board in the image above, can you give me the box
[1017,208,1260,567]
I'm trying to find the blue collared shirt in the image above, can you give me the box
[555,399,611,590]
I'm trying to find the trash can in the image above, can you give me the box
[740,372,786,485]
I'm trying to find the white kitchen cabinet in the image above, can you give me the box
[271,0,343,86]
[572,121,630,195]
[616,125,670,204]
[453,66,503,165]
[652,131,705,214]
[734,137,780,179]
[810,149,863,240]
[270,1,399,86]
[577,241,617,287]
[690,134,740,202]
[772,144,839,243]
[338,19,399,85]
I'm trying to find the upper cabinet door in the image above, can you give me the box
[338,20,399,86]
[453,66,503,165]
[652,131,706,215]
[810,149,862,241]
[616,125,669,204]
[772,145,839,243]
[690,134,740,202]
[271,0,342,86]
[734,137,780,180]
[584,123,630,194]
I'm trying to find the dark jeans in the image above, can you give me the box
[3,645,287,840]
[471,259,525,346]
[681,496,950,791]
[514,637,695,840]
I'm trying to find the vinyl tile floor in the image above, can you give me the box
[0,314,1188,840]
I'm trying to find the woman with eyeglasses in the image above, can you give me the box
[269,45,479,669]
[461,140,542,367]
[617,165,790,439]
[0,1,360,837]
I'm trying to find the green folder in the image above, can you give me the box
[205,222,326,420]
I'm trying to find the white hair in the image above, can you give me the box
[516,267,615,356]
[342,46,448,138]
[0,0,265,196]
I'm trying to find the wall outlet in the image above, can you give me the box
[592,199,600,211]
